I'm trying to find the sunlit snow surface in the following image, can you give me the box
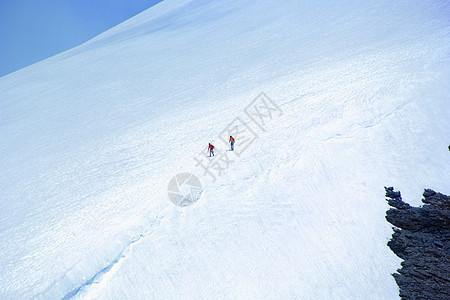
[1,0,449,299]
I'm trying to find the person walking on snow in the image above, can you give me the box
[208,143,215,157]
[229,136,235,151]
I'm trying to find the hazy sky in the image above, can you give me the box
[0,0,162,77]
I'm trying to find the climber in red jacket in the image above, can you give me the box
[208,143,215,157]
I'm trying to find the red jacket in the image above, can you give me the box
[209,144,214,150]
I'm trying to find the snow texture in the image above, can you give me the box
[0,0,449,299]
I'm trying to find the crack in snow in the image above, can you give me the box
[61,233,144,299]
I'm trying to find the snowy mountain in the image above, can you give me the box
[1,0,449,299]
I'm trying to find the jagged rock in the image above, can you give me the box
[422,190,450,210]
[385,186,401,198]
[385,186,410,209]
[385,187,450,300]
[423,189,436,197]
[433,241,443,248]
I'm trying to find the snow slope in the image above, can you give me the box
[1,0,449,299]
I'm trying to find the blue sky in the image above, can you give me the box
[0,0,162,77]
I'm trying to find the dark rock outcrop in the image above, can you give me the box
[385,187,450,300]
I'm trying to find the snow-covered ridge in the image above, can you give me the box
[1,0,449,299]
